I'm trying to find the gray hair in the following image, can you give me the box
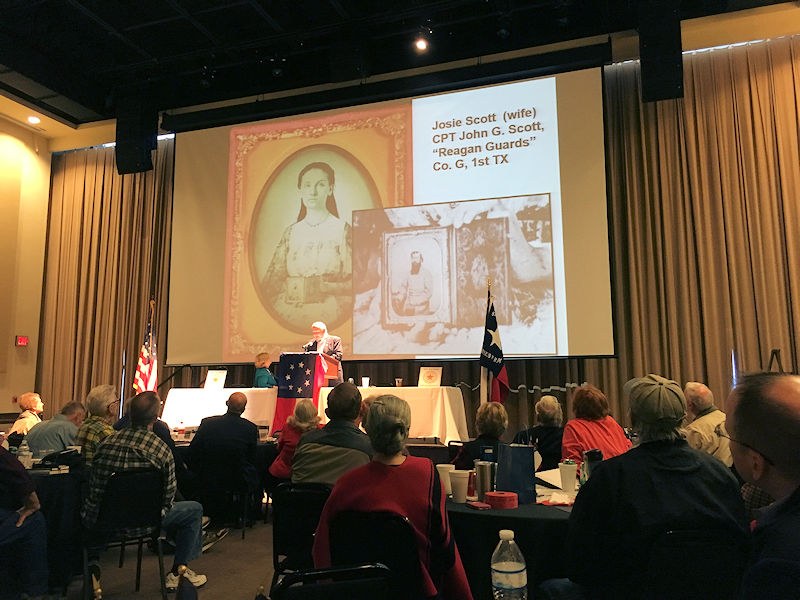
[632,418,685,443]
[86,384,119,417]
[366,395,410,456]
[684,382,715,411]
[60,401,85,416]
[535,395,563,427]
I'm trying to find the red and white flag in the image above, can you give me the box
[134,320,158,393]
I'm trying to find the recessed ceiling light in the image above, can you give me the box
[415,37,428,51]
[27,116,41,124]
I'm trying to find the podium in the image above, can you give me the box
[271,352,340,434]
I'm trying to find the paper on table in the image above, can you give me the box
[536,468,563,488]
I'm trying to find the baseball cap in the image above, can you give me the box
[624,374,686,425]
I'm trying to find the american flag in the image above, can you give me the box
[133,321,158,392]
[480,287,509,403]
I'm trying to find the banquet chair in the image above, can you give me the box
[82,468,167,600]
[644,529,748,599]
[329,511,421,600]
[270,563,393,600]
[270,482,332,592]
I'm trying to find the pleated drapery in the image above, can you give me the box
[36,36,800,438]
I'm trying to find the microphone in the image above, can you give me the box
[302,341,313,351]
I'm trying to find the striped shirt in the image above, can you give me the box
[82,426,175,533]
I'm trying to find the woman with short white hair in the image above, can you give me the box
[9,392,44,436]
[313,395,474,599]
[513,395,565,470]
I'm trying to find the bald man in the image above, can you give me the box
[727,373,800,597]
[684,382,732,466]
[189,392,260,520]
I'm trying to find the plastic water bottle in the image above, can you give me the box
[18,439,33,468]
[491,529,527,600]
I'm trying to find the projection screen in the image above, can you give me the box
[169,67,613,363]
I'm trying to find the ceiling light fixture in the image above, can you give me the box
[27,116,41,124]
[415,37,429,51]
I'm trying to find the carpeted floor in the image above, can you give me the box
[63,520,275,600]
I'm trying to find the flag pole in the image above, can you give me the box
[480,277,492,404]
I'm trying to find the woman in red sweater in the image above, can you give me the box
[562,383,631,463]
[268,398,320,480]
[312,395,473,600]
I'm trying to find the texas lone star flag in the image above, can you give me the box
[480,287,509,403]
[272,352,327,434]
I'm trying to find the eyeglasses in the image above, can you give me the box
[714,423,774,465]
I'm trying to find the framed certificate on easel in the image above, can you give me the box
[418,366,442,387]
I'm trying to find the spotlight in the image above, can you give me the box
[415,37,429,52]
[27,116,41,124]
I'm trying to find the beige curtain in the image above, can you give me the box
[586,35,800,422]
[37,140,175,416]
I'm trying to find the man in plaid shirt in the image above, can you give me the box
[82,391,209,590]
[75,384,119,465]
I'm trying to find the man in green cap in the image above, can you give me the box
[562,374,747,599]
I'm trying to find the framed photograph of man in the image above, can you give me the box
[382,227,453,325]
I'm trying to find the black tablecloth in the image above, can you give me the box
[447,500,570,600]
[31,469,86,589]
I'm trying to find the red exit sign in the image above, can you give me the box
[15,336,29,347]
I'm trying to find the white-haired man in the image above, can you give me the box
[302,321,343,383]
[726,373,800,597]
[75,384,120,465]
[684,381,732,466]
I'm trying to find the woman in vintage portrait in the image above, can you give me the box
[260,161,352,328]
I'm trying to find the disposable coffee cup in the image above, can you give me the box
[436,463,455,495]
[361,376,370,387]
[395,378,403,387]
[450,470,471,503]
[559,461,578,493]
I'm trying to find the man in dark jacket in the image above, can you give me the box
[727,373,800,599]
[189,392,259,521]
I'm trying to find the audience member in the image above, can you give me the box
[0,445,48,599]
[684,381,731,466]
[513,395,564,470]
[115,397,193,499]
[291,382,373,487]
[726,373,800,597]
[452,401,508,470]
[268,398,320,481]
[9,393,44,436]
[189,392,259,520]
[313,395,474,600]
[25,401,85,456]
[253,352,277,388]
[556,374,746,599]
[83,391,215,591]
[75,384,119,465]
[561,384,630,462]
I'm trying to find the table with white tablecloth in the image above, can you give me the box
[161,387,277,429]
[317,386,469,444]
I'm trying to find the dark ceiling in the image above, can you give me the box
[0,0,786,127]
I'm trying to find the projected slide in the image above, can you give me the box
[352,196,556,356]
[169,68,613,364]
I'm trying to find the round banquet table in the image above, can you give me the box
[447,500,570,600]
